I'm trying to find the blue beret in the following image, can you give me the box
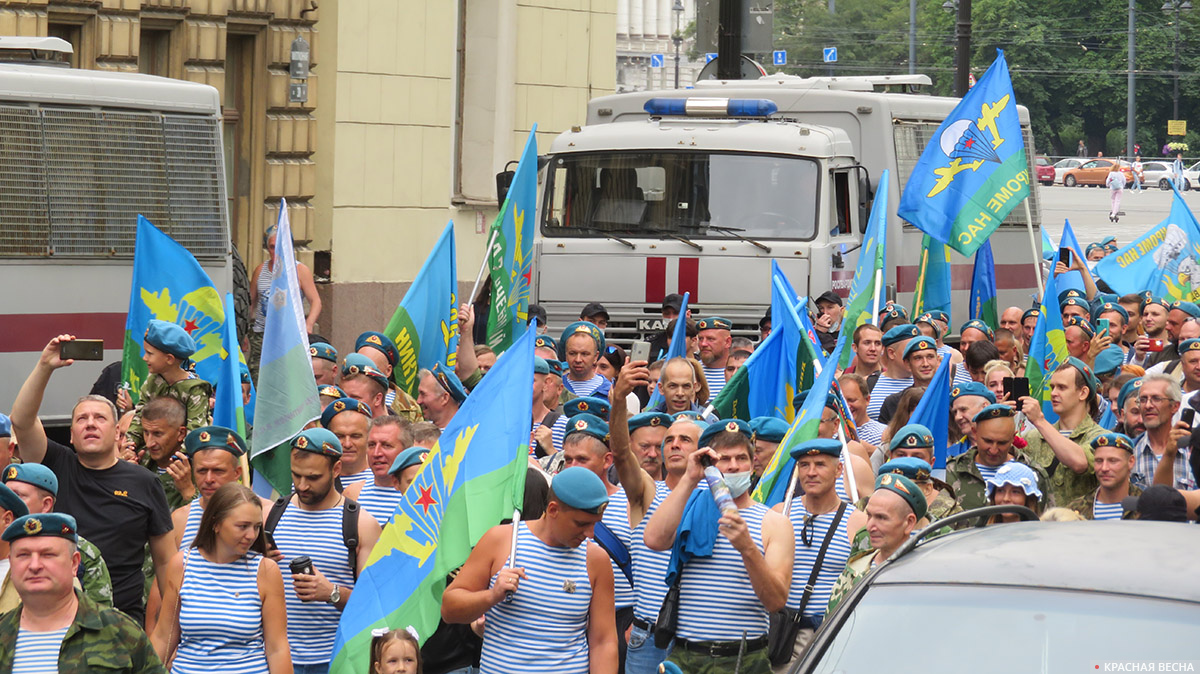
[1171,301,1200,318]
[546,359,566,377]
[1085,242,1104,255]
[239,362,252,385]
[1063,315,1094,338]
[984,462,1042,500]
[792,388,838,412]
[318,384,347,399]
[902,336,938,359]
[565,413,610,444]
[3,512,75,543]
[789,438,842,459]
[1142,296,1170,312]
[321,397,373,428]
[1091,432,1135,453]
[342,354,390,391]
[291,427,342,457]
[559,321,605,359]
[564,396,611,422]
[1021,308,1041,324]
[879,304,910,322]
[389,446,430,475]
[628,412,672,434]
[671,410,702,422]
[534,334,558,352]
[184,425,247,457]
[144,319,196,360]
[1099,236,1117,248]
[1065,356,1100,395]
[1181,339,1200,354]
[551,466,610,514]
[309,342,338,363]
[3,463,57,496]
[1058,288,1086,304]
[973,403,1016,423]
[959,319,995,340]
[1118,377,1143,409]
[950,382,996,404]
[875,473,927,520]
[431,363,468,404]
[698,419,752,448]
[1093,302,1129,323]
[879,456,933,482]
[0,482,28,518]
[1093,345,1125,377]
[356,331,398,367]
[750,416,790,444]
[882,323,921,347]
[924,310,949,324]
[1137,291,1155,308]
[533,356,550,375]
[695,316,733,331]
[0,412,9,438]
[888,424,934,452]
[1059,297,1089,314]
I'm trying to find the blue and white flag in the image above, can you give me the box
[1094,187,1200,302]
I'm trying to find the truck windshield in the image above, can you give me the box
[542,151,819,240]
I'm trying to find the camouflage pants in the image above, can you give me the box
[667,644,771,674]
[248,329,264,385]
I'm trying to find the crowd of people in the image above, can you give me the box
[0,231,1196,674]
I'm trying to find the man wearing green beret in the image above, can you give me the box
[0,513,166,673]
[827,474,927,613]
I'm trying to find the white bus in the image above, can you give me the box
[0,37,238,425]
[533,74,1043,344]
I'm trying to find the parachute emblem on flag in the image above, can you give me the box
[927,95,1011,198]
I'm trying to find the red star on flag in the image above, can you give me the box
[183,319,199,333]
[414,485,438,514]
[964,137,975,148]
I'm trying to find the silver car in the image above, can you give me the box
[1052,157,1082,184]
[1140,160,1191,191]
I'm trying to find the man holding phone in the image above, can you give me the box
[1133,298,1175,368]
[1019,360,1105,507]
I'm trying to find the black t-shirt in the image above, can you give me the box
[42,440,173,620]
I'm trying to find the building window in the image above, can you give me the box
[139,27,173,77]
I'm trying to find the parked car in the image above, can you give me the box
[1140,160,1190,190]
[791,507,1200,673]
[1062,158,1134,187]
[1051,157,1082,184]
[1035,156,1055,185]
[1181,160,1200,190]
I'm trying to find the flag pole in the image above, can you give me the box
[837,425,860,504]
[781,462,800,520]
[870,268,883,327]
[468,227,499,304]
[502,506,521,603]
[1022,199,1044,298]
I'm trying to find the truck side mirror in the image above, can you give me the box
[495,160,519,204]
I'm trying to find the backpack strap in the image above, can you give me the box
[591,520,633,586]
[264,496,288,534]
[343,497,361,580]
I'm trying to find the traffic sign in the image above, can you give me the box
[823,47,837,63]
[773,50,787,66]
[650,53,664,68]
[705,52,718,63]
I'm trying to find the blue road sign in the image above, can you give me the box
[650,53,664,68]
[705,52,718,63]
[773,50,787,66]
[823,47,837,63]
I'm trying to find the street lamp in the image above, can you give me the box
[942,0,973,97]
[1163,0,1192,120]
[673,0,684,89]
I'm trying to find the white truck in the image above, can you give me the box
[0,37,240,425]
[533,74,1043,344]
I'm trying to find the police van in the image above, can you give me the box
[533,74,1043,344]
[0,37,239,425]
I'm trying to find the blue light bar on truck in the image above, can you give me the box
[643,97,778,118]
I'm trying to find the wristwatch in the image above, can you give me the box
[327,585,341,605]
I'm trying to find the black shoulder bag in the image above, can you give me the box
[767,502,848,667]
[652,567,683,649]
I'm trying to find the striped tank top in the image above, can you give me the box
[562,373,608,398]
[676,502,772,641]
[480,522,592,674]
[786,499,855,616]
[632,482,673,623]
[550,415,569,453]
[867,375,912,420]
[1093,497,1124,521]
[274,502,356,665]
[340,467,373,488]
[12,627,68,674]
[703,366,726,403]
[172,549,268,674]
[601,487,635,609]
[253,263,274,332]
[834,474,850,502]
[356,480,403,524]
[976,461,1009,484]
[179,502,204,550]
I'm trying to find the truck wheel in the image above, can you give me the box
[1064,175,1077,187]
[231,245,252,346]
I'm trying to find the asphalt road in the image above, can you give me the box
[1038,181,1197,247]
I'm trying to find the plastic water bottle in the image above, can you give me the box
[703,466,739,516]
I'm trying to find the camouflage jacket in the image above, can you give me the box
[1021,415,1104,507]
[388,385,424,423]
[945,447,1051,512]
[0,589,165,673]
[127,374,213,450]
[1066,484,1142,521]
[827,550,877,614]
[137,454,194,511]
[850,489,958,557]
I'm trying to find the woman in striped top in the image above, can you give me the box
[152,483,292,673]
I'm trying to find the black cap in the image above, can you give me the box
[813,290,843,307]
[527,303,547,327]
[759,307,772,330]
[580,302,609,320]
[1123,485,1189,522]
[662,293,684,313]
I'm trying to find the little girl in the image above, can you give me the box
[370,627,422,674]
